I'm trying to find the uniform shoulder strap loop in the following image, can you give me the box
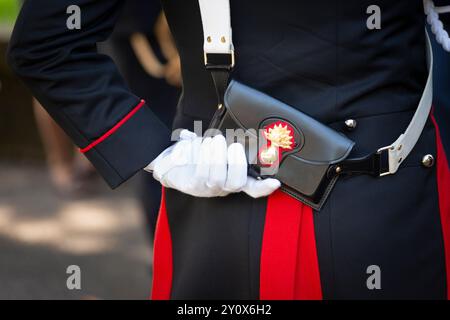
[198,0,234,106]
[198,0,234,62]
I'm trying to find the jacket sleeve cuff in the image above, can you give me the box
[81,101,171,189]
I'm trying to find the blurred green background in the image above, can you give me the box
[0,0,19,23]
[0,0,44,162]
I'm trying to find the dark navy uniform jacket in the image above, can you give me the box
[7,0,450,299]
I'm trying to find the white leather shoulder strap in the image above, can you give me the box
[198,0,234,54]
[198,0,434,177]
[379,30,433,176]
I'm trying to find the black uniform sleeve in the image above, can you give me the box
[7,0,171,188]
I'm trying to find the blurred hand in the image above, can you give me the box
[145,130,281,198]
[164,57,182,87]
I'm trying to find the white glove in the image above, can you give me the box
[144,130,281,198]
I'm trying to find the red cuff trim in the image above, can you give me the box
[80,99,146,153]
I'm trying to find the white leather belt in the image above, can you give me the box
[198,0,434,177]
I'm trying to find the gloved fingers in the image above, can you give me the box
[150,132,280,199]
[191,136,203,166]
[179,129,198,141]
[206,135,228,190]
[217,189,232,197]
[143,144,175,174]
[194,136,212,185]
[242,177,281,198]
[159,170,173,188]
[153,139,191,181]
[169,139,192,166]
[163,165,192,192]
[147,130,196,176]
[165,165,228,198]
[224,143,248,192]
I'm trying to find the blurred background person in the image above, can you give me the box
[33,98,97,196]
[99,0,181,239]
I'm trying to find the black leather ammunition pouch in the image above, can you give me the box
[210,80,355,210]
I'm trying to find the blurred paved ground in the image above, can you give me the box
[0,162,153,300]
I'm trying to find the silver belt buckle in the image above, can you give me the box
[376,145,394,177]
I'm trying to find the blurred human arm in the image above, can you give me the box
[130,12,182,87]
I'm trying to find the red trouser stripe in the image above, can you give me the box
[151,188,173,300]
[260,190,322,300]
[431,114,450,299]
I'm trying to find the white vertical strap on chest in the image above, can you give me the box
[198,0,234,54]
[378,30,433,176]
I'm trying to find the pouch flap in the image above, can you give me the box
[224,80,355,165]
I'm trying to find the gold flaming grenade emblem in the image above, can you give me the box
[260,123,295,165]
